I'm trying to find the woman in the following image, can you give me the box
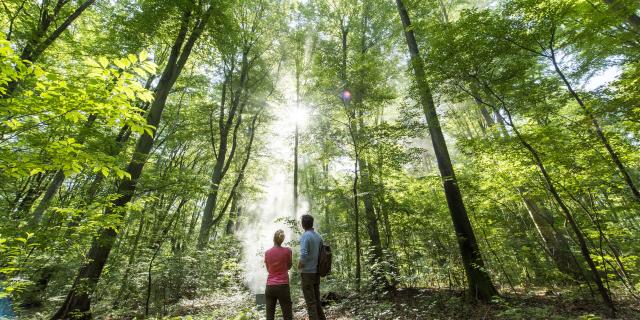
[264,229,293,320]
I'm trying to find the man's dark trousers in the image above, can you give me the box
[301,273,326,320]
[265,284,293,320]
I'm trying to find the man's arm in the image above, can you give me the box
[299,233,309,270]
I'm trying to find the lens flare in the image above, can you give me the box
[341,90,352,103]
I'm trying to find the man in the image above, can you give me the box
[298,214,326,320]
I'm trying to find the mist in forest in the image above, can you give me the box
[236,168,305,294]
[236,74,309,294]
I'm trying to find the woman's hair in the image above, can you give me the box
[273,229,285,246]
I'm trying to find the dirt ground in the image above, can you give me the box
[168,286,640,320]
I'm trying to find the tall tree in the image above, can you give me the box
[197,0,271,249]
[394,0,498,301]
[51,2,217,317]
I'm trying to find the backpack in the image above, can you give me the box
[317,240,332,277]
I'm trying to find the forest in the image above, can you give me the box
[1,0,640,319]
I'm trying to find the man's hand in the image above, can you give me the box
[297,260,304,270]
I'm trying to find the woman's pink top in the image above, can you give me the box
[264,246,292,285]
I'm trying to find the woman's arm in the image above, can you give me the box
[287,248,292,270]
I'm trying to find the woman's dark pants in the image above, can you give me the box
[265,284,293,320]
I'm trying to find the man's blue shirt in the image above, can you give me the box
[299,229,322,273]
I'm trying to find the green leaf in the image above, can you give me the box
[144,126,155,137]
[30,168,44,176]
[137,90,154,102]
[33,66,45,77]
[123,87,136,100]
[98,57,109,68]
[114,58,130,69]
[85,58,101,68]
[139,50,149,61]
[127,54,138,64]
[133,67,147,77]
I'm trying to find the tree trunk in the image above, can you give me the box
[13,173,49,216]
[294,49,301,216]
[549,44,640,203]
[225,192,238,235]
[359,157,392,291]
[210,112,260,233]
[376,153,392,248]
[352,148,362,292]
[31,170,65,224]
[197,94,231,249]
[32,114,98,224]
[113,215,145,309]
[20,0,96,62]
[145,198,184,316]
[5,0,96,96]
[520,194,584,280]
[395,0,498,301]
[50,6,212,318]
[198,49,251,249]
[500,105,615,313]
[294,123,299,216]
[474,100,585,281]
[340,19,361,291]
[322,161,332,236]
[355,2,394,292]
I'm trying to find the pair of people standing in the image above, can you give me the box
[263,214,326,320]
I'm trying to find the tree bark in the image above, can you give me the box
[352,141,362,292]
[395,0,498,301]
[359,157,391,291]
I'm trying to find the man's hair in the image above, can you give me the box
[274,229,285,246]
[301,214,314,230]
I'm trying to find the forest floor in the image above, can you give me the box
[163,285,640,320]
